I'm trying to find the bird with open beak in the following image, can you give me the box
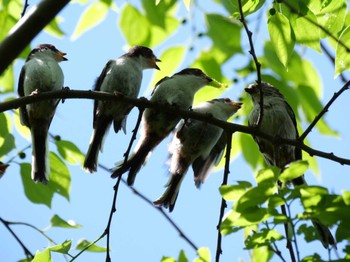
[153,98,242,212]
[111,68,227,185]
[18,44,67,184]
[245,82,336,249]
[83,46,160,173]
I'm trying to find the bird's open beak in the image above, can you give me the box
[232,101,243,110]
[57,51,68,61]
[207,79,228,88]
[153,56,161,70]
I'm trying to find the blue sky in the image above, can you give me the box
[1,1,349,261]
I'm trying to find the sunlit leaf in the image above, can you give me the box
[49,240,72,254]
[44,17,65,38]
[20,163,54,207]
[161,257,176,262]
[220,0,265,18]
[335,25,350,77]
[245,228,283,248]
[289,8,321,52]
[32,248,51,262]
[279,160,308,185]
[250,246,273,262]
[235,186,273,212]
[0,65,14,93]
[149,46,186,90]
[267,12,295,67]
[55,140,84,165]
[13,109,31,140]
[0,10,17,40]
[220,181,252,201]
[310,0,346,38]
[119,4,150,46]
[205,13,242,62]
[71,0,110,40]
[183,0,191,10]
[300,186,329,209]
[75,239,107,252]
[50,214,82,229]
[194,247,210,262]
[239,132,262,169]
[0,133,15,158]
[48,152,71,201]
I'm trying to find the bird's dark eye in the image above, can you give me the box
[224,98,231,103]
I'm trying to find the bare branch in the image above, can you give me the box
[0,0,69,75]
[2,89,350,166]
[215,132,233,262]
[299,80,350,140]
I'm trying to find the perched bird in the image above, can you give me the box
[245,82,336,249]
[111,68,226,185]
[83,46,160,173]
[153,98,242,212]
[18,44,67,184]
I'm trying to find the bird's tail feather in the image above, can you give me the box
[84,119,111,173]
[153,173,185,212]
[111,137,158,185]
[31,125,49,184]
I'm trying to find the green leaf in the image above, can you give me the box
[250,246,273,262]
[13,109,31,140]
[50,214,82,229]
[32,248,51,262]
[20,163,54,207]
[161,257,176,262]
[255,166,279,187]
[0,10,17,41]
[194,247,210,262]
[267,12,295,67]
[245,228,283,248]
[335,25,350,77]
[239,132,262,169]
[71,0,110,41]
[48,152,71,201]
[49,240,72,254]
[0,65,14,93]
[55,140,84,165]
[191,50,228,105]
[0,133,15,157]
[219,181,252,201]
[310,0,346,38]
[219,0,265,18]
[289,8,321,52]
[75,239,107,252]
[150,46,186,89]
[279,160,308,185]
[300,186,329,209]
[178,250,188,262]
[235,187,273,212]
[119,4,150,46]
[205,13,242,62]
[44,17,65,38]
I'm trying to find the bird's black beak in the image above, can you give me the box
[153,57,161,70]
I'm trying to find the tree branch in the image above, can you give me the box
[2,89,350,166]
[0,0,70,75]
[237,0,264,127]
[299,80,350,140]
[215,132,233,262]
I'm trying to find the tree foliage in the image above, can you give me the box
[0,0,350,261]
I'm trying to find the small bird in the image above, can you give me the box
[83,46,160,173]
[18,44,67,184]
[153,98,242,212]
[245,82,336,249]
[111,68,227,185]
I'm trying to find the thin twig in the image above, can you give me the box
[105,175,123,262]
[280,203,296,262]
[0,217,34,259]
[237,0,263,127]
[215,131,233,262]
[299,80,350,140]
[21,0,30,17]
[98,163,198,251]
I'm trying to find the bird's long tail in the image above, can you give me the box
[84,117,111,173]
[111,136,159,185]
[153,173,185,212]
[31,123,50,184]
